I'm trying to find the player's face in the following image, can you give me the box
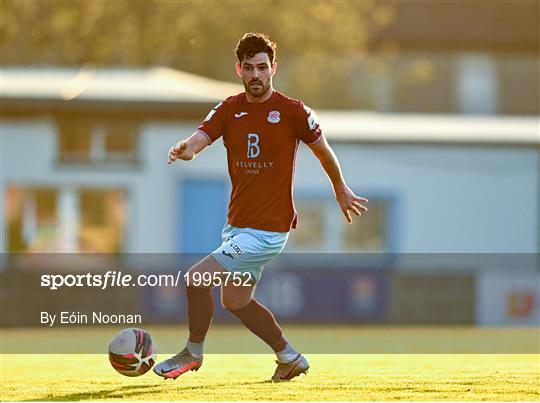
[236,52,277,99]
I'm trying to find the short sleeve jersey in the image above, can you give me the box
[197,90,323,232]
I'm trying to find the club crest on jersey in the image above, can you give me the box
[267,111,280,124]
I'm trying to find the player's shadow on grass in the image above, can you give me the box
[24,384,161,402]
[27,380,272,401]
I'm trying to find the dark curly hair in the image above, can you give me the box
[235,33,277,64]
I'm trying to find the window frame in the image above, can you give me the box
[55,117,141,167]
[4,184,129,254]
[286,189,399,254]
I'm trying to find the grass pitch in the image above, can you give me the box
[1,354,539,401]
[1,326,539,401]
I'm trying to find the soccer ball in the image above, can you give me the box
[108,328,157,377]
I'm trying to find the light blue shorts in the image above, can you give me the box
[211,224,289,285]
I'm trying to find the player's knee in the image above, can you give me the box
[221,296,250,311]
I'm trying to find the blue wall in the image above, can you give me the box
[177,179,228,253]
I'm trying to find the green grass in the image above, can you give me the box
[2,325,538,354]
[1,354,539,401]
[1,326,539,401]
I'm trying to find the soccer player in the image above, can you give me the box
[154,33,368,381]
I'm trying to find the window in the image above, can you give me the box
[57,118,139,165]
[5,186,127,253]
[342,199,387,252]
[58,122,92,160]
[79,190,126,253]
[288,202,324,251]
[5,187,58,253]
[288,197,390,252]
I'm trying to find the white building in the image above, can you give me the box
[1,67,538,257]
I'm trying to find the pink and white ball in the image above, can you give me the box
[108,328,157,377]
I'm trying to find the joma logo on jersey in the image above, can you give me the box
[247,133,260,158]
[221,243,242,260]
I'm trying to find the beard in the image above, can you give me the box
[244,79,271,98]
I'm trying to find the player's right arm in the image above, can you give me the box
[167,130,210,164]
[168,100,228,164]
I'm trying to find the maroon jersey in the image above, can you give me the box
[197,90,322,232]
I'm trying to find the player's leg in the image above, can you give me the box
[183,255,229,353]
[220,280,256,311]
[153,254,227,379]
[222,281,287,351]
[222,281,309,381]
[215,226,309,381]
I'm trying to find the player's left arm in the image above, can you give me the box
[307,136,368,223]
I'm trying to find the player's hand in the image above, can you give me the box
[334,185,368,224]
[168,141,194,164]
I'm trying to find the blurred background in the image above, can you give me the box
[1,0,539,330]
